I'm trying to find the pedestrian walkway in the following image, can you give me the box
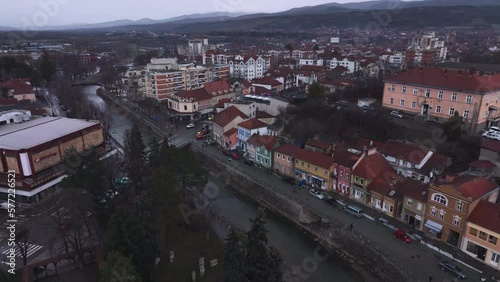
[0,243,43,260]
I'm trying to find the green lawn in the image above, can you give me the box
[153,224,224,282]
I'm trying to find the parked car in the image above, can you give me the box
[393,229,411,243]
[282,176,296,185]
[309,189,325,200]
[230,151,240,160]
[244,159,255,166]
[439,261,467,279]
[483,131,500,140]
[324,198,338,207]
[390,110,403,118]
[197,129,210,135]
[195,133,207,139]
[186,123,195,129]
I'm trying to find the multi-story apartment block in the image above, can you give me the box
[297,58,324,68]
[382,68,500,133]
[424,175,499,247]
[380,140,450,183]
[406,32,447,65]
[462,200,500,270]
[229,55,266,81]
[188,37,208,56]
[328,56,359,73]
[123,66,146,98]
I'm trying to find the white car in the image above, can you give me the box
[390,111,403,118]
[309,189,325,200]
[483,131,500,140]
[186,123,195,129]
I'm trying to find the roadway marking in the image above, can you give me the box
[0,243,43,260]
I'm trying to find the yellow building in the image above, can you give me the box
[294,148,334,190]
[462,200,500,270]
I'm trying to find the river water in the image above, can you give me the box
[76,85,364,282]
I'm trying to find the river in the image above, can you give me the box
[76,85,364,282]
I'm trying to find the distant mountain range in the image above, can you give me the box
[1,0,500,32]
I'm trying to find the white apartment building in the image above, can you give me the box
[188,37,208,56]
[328,57,359,73]
[228,55,267,81]
[298,58,324,67]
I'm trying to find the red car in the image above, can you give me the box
[393,229,411,243]
[196,133,207,139]
[230,151,240,160]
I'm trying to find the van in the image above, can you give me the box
[344,205,363,218]
[489,126,500,133]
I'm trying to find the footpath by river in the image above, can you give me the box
[77,85,371,282]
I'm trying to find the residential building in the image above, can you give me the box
[467,160,496,178]
[237,119,269,151]
[123,66,146,98]
[333,149,360,196]
[462,200,500,270]
[380,140,450,183]
[223,100,257,118]
[424,175,499,247]
[246,134,279,167]
[298,58,324,67]
[328,56,359,73]
[305,139,332,154]
[212,106,248,148]
[479,141,500,177]
[188,37,208,56]
[0,79,36,103]
[402,184,430,231]
[252,77,284,93]
[350,149,395,204]
[382,68,500,133]
[242,95,289,116]
[223,55,272,81]
[294,148,334,190]
[274,144,300,177]
[166,80,236,120]
[0,117,105,203]
[406,32,447,65]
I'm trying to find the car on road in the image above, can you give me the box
[309,189,325,200]
[393,229,411,243]
[197,129,210,135]
[438,261,467,279]
[230,151,240,160]
[482,131,500,140]
[324,198,338,207]
[244,159,255,166]
[186,123,195,129]
[390,110,404,118]
[282,176,296,185]
[196,133,207,139]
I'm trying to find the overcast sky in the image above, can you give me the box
[2,0,378,27]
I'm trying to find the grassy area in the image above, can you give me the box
[153,226,224,282]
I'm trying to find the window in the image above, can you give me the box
[339,171,343,177]
[413,88,418,95]
[314,166,318,171]
[389,205,394,213]
[417,203,422,211]
[463,110,469,118]
[389,98,394,104]
[400,99,405,106]
[425,89,431,97]
[282,155,285,160]
[438,210,445,220]
[492,253,500,264]
[295,160,298,164]
[287,157,291,162]
[346,172,349,179]
[449,108,455,116]
[277,153,281,158]
[390,85,395,91]
[407,199,413,206]
[469,228,478,236]
[466,241,479,254]
[324,170,328,176]
[411,101,416,109]
[489,235,498,245]
[307,164,310,169]
[479,231,488,240]
[451,93,458,101]
[402,86,407,93]
[466,95,472,103]
[184,105,188,110]
[301,161,304,166]
[436,106,441,113]
[453,216,460,226]
[355,176,359,182]
[360,179,364,185]
[431,207,437,216]
[456,201,463,211]
[438,91,443,100]
[432,194,448,205]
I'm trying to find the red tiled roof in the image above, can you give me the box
[254,86,270,95]
[330,66,349,73]
[252,77,282,87]
[175,88,211,101]
[353,152,394,180]
[237,118,268,130]
[295,148,334,169]
[368,172,415,200]
[241,81,253,88]
[213,106,248,128]
[404,183,430,203]
[0,79,32,91]
[247,134,279,151]
[380,140,430,164]
[214,98,232,108]
[467,200,500,234]
[274,144,300,157]
[223,127,238,137]
[384,68,500,93]
[299,65,326,72]
[256,110,274,118]
[469,160,496,169]
[305,139,331,151]
[436,175,499,201]
[204,80,232,94]
[333,149,360,168]
[481,140,500,153]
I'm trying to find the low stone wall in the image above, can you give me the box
[195,148,408,282]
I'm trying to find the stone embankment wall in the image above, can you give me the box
[195,148,409,282]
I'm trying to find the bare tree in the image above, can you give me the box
[15,228,35,266]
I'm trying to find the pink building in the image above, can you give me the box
[273,144,300,177]
[223,128,238,150]
[333,149,360,195]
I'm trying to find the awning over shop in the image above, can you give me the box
[424,220,443,233]
[415,214,422,221]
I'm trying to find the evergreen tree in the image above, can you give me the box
[61,147,106,198]
[99,251,142,282]
[146,137,161,169]
[224,229,247,282]
[123,124,146,189]
[442,111,464,142]
[39,54,56,86]
[307,82,326,100]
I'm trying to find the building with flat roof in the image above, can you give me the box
[0,117,105,203]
